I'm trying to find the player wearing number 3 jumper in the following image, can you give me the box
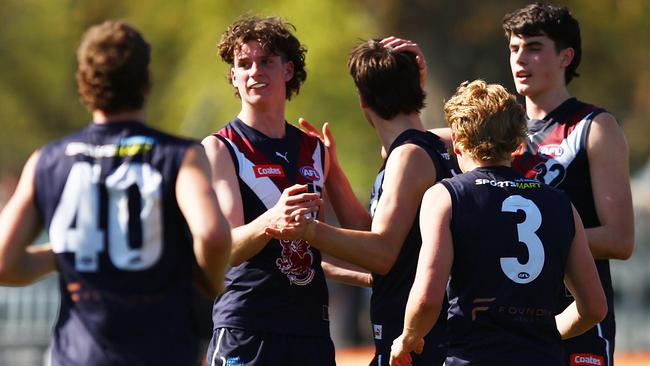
[0,21,231,366]
[389,80,607,366]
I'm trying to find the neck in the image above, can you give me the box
[238,103,287,138]
[457,153,511,173]
[92,109,145,124]
[370,111,424,153]
[524,85,571,120]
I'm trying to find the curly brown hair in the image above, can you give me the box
[76,21,151,113]
[218,15,307,100]
[444,80,526,163]
[348,39,425,120]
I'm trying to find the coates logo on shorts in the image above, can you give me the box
[299,166,320,181]
[253,164,285,178]
[571,353,604,366]
[538,144,564,157]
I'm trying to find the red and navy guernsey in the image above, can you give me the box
[211,118,330,336]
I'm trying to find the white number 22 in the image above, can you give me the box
[500,195,545,284]
[50,161,163,272]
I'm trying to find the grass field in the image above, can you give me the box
[335,346,650,366]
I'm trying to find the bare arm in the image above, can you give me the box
[586,112,634,260]
[299,118,371,230]
[390,184,453,366]
[176,145,231,297]
[321,253,372,287]
[0,151,56,286]
[556,205,608,339]
[202,135,321,266]
[269,144,437,275]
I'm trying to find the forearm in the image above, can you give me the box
[308,221,396,274]
[556,301,598,340]
[229,216,273,266]
[322,255,372,287]
[401,300,440,344]
[0,245,55,286]
[585,225,634,260]
[325,162,371,230]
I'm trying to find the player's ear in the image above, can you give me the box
[451,132,462,155]
[284,61,294,82]
[559,47,574,68]
[230,67,236,86]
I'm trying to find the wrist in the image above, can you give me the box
[305,219,318,242]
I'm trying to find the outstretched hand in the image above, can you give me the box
[299,118,340,168]
[381,36,427,89]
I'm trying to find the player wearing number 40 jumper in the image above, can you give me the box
[390,80,607,366]
[0,21,231,366]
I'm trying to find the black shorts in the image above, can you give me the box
[562,314,615,366]
[206,328,336,366]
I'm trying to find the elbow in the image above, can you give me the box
[372,252,398,276]
[615,239,634,260]
[588,301,608,326]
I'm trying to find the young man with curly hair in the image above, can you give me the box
[0,21,231,365]
[503,4,634,365]
[390,80,607,366]
[202,15,336,366]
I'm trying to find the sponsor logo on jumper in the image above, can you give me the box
[472,297,496,321]
[65,136,155,158]
[571,353,604,366]
[373,324,383,339]
[275,239,315,285]
[253,164,285,178]
[498,306,553,319]
[538,144,564,157]
[299,166,320,181]
[275,151,290,163]
[475,178,541,189]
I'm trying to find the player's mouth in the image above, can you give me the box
[249,82,267,90]
[515,70,532,80]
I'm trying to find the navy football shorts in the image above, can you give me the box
[206,327,336,366]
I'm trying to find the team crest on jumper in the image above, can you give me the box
[276,239,315,285]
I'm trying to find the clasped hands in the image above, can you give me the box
[264,184,321,241]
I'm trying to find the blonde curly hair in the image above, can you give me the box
[444,80,526,162]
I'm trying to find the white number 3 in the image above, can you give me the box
[500,195,545,284]
[50,161,163,272]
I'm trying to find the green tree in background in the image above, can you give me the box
[2,0,649,198]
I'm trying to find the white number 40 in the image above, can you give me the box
[49,161,163,272]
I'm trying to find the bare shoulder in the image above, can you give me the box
[588,111,628,155]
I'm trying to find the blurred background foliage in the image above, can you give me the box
[1,0,649,199]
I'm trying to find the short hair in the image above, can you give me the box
[218,15,307,100]
[444,80,526,163]
[348,39,425,120]
[76,21,151,113]
[502,2,581,84]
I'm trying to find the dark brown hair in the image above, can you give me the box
[503,2,581,84]
[218,15,307,100]
[348,39,425,120]
[76,21,151,113]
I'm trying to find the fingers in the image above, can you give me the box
[380,36,427,88]
[282,184,309,196]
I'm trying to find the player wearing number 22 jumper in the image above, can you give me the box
[0,21,231,366]
[389,80,606,366]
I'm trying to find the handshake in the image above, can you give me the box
[263,184,322,241]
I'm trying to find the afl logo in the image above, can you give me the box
[518,272,530,280]
[299,166,320,181]
[538,144,564,157]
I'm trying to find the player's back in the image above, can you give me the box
[439,165,574,366]
[34,120,199,366]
